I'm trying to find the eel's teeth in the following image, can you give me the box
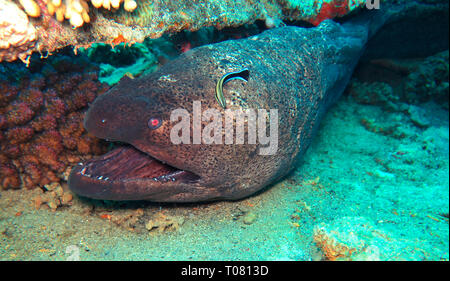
[81,167,86,174]
[98,176,103,180]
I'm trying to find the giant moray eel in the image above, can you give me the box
[69,10,387,202]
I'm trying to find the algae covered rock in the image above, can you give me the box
[348,80,399,111]
[313,216,427,261]
[403,51,449,105]
[349,50,449,109]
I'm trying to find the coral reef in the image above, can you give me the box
[18,0,41,17]
[0,0,38,64]
[0,52,110,190]
[1,0,368,63]
[306,0,362,26]
[82,42,159,85]
[349,50,449,110]
[79,23,267,85]
[17,0,137,27]
[403,51,449,105]
[2,0,448,64]
[41,0,137,28]
[347,50,449,142]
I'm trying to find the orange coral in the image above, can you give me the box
[309,0,353,26]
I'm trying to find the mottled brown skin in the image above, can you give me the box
[69,14,384,202]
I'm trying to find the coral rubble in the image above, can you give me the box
[33,181,73,211]
[145,212,185,233]
[0,53,109,190]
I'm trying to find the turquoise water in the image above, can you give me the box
[0,1,448,261]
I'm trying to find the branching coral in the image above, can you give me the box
[43,0,137,27]
[18,0,41,17]
[0,53,110,190]
[15,0,138,28]
[90,0,137,12]
[45,0,92,28]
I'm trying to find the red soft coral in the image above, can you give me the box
[0,56,110,189]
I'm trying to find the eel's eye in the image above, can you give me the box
[148,117,162,130]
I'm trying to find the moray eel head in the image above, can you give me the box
[68,74,216,202]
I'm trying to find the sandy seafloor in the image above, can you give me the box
[0,92,448,260]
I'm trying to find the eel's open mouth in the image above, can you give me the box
[79,145,199,183]
[68,145,201,200]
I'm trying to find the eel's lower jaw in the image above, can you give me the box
[68,145,201,201]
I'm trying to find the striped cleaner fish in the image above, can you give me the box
[215,68,250,108]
